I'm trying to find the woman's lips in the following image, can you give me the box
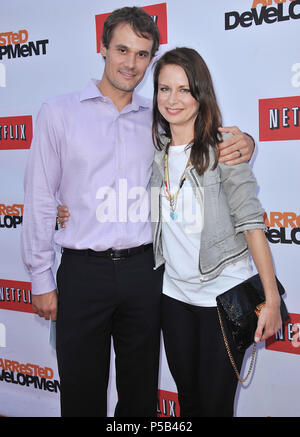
[165,107,183,115]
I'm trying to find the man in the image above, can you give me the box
[21,7,254,417]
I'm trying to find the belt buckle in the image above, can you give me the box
[111,250,123,261]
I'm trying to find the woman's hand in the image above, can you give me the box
[254,298,282,343]
[57,205,70,228]
[243,229,283,344]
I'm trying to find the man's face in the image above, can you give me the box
[101,22,154,95]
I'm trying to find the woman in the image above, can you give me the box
[57,47,282,417]
[150,47,281,417]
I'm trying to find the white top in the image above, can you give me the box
[161,144,253,307]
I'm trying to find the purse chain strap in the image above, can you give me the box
[217,307,257,383]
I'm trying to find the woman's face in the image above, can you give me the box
[157,64,199,133]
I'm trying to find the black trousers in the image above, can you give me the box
[161,295,245,417]
[56,247,163,417]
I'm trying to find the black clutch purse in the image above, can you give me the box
[216,274,289,382]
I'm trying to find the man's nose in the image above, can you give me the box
[124,53,136,69]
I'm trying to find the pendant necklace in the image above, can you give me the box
[163,143,190,221]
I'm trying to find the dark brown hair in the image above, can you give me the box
[102,7,160,59]
[152,47,222,175]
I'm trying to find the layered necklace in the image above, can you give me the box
[163,143,191,221]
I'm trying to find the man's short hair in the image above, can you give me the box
[102,6,160,59]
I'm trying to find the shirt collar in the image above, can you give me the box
[79,79,151,111]
[131,92,151,111]
[79,79,104,102]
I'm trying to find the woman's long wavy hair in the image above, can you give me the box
[152,47,223,175]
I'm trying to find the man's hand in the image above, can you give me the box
[218,126,255,165]
[32,289,58,321]
[57,205,70,228]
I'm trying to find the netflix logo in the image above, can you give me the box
[0,279,33,313]
[0,116,32,150]
[266,313,300,355]
[157,389,180,417]
[259,96,300,142]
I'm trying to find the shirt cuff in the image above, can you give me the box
[30,269,57,295]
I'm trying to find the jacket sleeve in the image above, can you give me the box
[218,160,266,235]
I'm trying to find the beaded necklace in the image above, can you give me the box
[163,144,191,221]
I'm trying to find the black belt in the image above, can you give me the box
[62,243,152,261]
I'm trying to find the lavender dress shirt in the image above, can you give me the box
[21,79,154,295]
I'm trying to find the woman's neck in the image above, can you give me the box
[169,126,193,146]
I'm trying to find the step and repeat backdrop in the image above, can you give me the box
[0,0,299,417]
